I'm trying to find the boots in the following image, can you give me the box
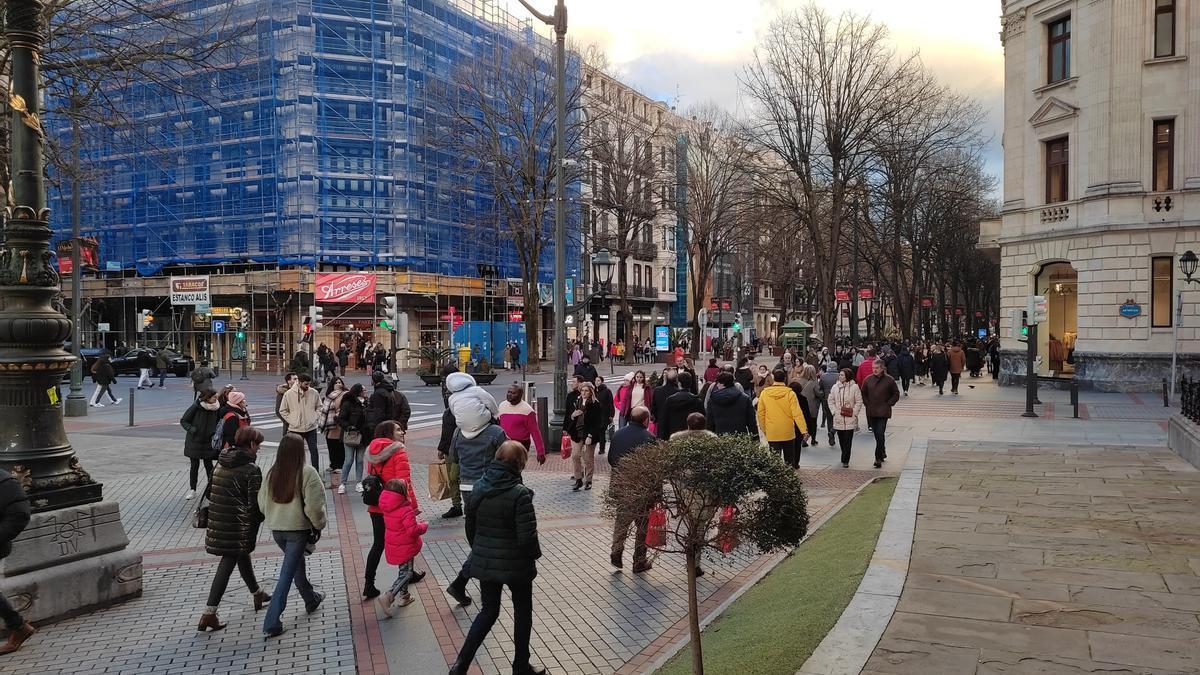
[253,589,272,612]
[196,612,226,633]
[0,623,35,654]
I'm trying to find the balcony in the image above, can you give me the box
[631,240,656,261]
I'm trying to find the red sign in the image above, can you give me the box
[315,273,376,304]
[508,310,524,322]
[720,300,732,310]
[974,311,983,318]
[56,237,99,275]
[709,300,718,311]
[448,306,456,314]
[858,288,874,300]
[920,297,933,308]
[954,307,964,316]
[835,289,851,303]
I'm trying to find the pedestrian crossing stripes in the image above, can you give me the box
[258,410,447,434]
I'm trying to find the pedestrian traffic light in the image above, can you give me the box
[1009,308,1029,340]
[1029,295,1048,324]
[732,311,742,332]
[308,305,324,330]
[137,309,152,333]
[381,295,398,332]
[236,330,246,340]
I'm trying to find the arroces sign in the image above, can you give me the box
[315,273,377,304]
[170,276,210,306]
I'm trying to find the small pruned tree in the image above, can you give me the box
[604,433,808,675]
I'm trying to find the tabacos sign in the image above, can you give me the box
[170,276,210,306]
[315,273,377,304]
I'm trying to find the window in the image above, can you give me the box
[1046,137,1069,203]
[1153,119,1174,191]
[661,268,667,290]
[1048,17,1071,84]
[1152,256,1173,327]
[634,264,642,287]
[1155,0,1176,58]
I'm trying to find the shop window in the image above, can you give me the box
[1152,256,1173,327]
[1046,137,1069,203]
[1048,16,1071,84]
[1153,119,1174,192]
[1155,0,1176,58]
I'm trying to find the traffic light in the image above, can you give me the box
[308,305,324,330]
[1028,295,1048,324]
[381,295,398,332]
[732,311,742,332]
[137,309,152,333]
[1009,308,1029,340]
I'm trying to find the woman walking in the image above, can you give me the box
[565,382,606,492]
[216,392,252,452]
[322,377,348,487]
[180,389,223,500]
[793,365,821,447]
[829,369,864,468]
[363,421,426,599]
[928,344,950,396]
[259,434,328,638]
[88,354,121,407]
[615,370,652,429]
[449,441,545,675]
[337,383,369,494]
[197,426,271,632]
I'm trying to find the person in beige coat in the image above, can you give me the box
[828,368,864,468]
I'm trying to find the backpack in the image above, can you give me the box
[191,368,206,385]
[361,462,384,507]
[210,412,245,453]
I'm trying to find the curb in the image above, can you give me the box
[797,438,927,675]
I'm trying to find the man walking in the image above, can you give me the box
[947,341,966,395]
[136,348,155,390]
[608,406,657,573]
[279,373,324,472]
[756,369,809,468]
[0,468,35,654]
[706,372,757,436]
[651,367,680,440]
[155,349,170,388]
[861,359,900,468]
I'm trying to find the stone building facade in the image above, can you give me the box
[987,0,1200,390]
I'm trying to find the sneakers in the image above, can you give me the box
[442,505,463,519]
[337,484,346,495]
[89,403,104,408]
[185,489,195,500]
[354,482,364,493]
[395,593,414,608]
[114,398,123,405]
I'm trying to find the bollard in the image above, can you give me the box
[526,382,537,408]
[1164,378,1170,407]
[1071,380,1080,419]
[128,387,135,427]
[536,396,550,452]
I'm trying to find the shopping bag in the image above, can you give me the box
[717,505,739,554]
[646,505,668,548]
[428,461,451,501]
[560,433,572,460]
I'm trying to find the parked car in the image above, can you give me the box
[110,348,195,378]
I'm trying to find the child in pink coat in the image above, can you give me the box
[378,479,428,616]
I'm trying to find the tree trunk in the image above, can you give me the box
[686,548,704,675]
[618,256,633,365]
[524,281,541,373]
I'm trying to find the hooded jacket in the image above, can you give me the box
[706,386,758,435]
[756,383,808,442]
[274,382,292,423]
[947,346,966,374]
[662,389,705,439]
[446,372,499,440]
[465,460,541,584]
[280,385,323,434]
[379,488,427,566]
[365,438,417,514]
[365,380,396,441]
[0,469,31,559]
[181,398,223,460]
[450,424,507,488]
[205,447,263,556]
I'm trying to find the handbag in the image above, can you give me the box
[717,505,738,554]
[646,505,668,548]
[361,462,384,507]
[839,387,854,418]
[559,433,572,460]
[344,429,363,446]
[191,484,210,529]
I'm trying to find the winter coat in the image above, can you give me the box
[180,399,223,460]
[608,421,656,468]
[274,383,291,423]
[280,386,323,434]
[819,370,840,401]
[91,359,116,386]
[337,396,369,443]
[136,350,155,370]
[756,383,808,442]
[259,464,328,533]
[379,488,426,566]
[947,346,966,374]
[616,382,652,418]
[465,460,541,584]
[322,391,346,440]
[703,366,720,383]
[0,469,31,560]
[566,395,608,444]
[929,352,950,383]
[365,438,417,515]
[390,389,412,431]
[497,400,545,459]
[365,382,396,441]
[966,347,983,372]
[662,389,705,439]
[205,447,264,556]
[155,351,170,370]
[216,405,251,452]
[573,361,598,383]
[337,348,350,367]
[884,354,901,379]
[191,365,216,393]
[828,381,864,432]
[706,386,758,436]
[595,384,616,423]
[651,382,680,437]
[855,357,875,387]
[446,372,500,440]
[451,424,507,487]
[861,373,901,419]
[897,353,915,380]
[795,379,820,418]
[734,367,754,393]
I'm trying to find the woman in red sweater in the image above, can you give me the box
[363,421,425,599]
[497,385,546,465]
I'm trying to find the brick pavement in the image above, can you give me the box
[864,441,1200,675]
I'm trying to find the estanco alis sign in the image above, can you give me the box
[170,276,210,306]
[315,273,377,304]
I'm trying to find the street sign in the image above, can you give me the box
[508,310,524,322]
[211,320,227,334]
[858,288,875,300]
[834,289,850,303]
[97,323,110,333]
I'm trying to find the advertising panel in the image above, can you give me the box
[170,276,210,306]
[315,273,377,304]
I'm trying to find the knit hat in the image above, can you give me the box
[227,391,246,407]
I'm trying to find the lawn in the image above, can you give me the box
[658,477,897,675]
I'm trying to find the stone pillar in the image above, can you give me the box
[1185,4,1200,188]
[1106,0,1144,193]
[0,0,142,623]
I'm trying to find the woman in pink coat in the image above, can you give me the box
[377,479,427,616]
[614,370,652,428]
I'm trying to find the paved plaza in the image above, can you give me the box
[2,367,1196,674]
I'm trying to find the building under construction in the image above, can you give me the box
[50,0,579,370]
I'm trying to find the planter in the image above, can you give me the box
[418,374,442,386]
[472,372,498,385]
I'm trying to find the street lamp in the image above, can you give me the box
[1171,251,1200,400]
[592,249,615,373]
[1181,250,1198,283]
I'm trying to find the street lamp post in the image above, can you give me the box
[1171,250,1200,400]
[590,250,616,375]
[515,0,568,441]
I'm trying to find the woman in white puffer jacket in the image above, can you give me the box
[828,368,864,469]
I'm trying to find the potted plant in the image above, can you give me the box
[472,358,498,385]
[417,346,454,386]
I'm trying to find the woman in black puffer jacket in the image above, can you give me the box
[198,426,271,632]
[180,389,223,500]
[450,441,544,675]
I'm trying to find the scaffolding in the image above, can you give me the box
[47,0,579,284]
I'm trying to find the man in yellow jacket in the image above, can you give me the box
[756,369,809,468]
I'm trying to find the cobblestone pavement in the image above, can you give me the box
[865,441,1200,675]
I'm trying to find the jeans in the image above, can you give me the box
[612,508,649,565]
[341,443,365,483]
[189,458,214,491]
[158,368,167,387]
[770,439,799,468]
[571,440,596,482]
[206,554,261,607]
[820,399,834,434]
[388,560,413,598]
[297,429,320,473]
[836,430,855,465]
[950,373,961,393]
[365,512,385,590]
[263,531,319,634]
[327,436,345,475]
[0,591,24,629]
[454,580,534,671]
[90,384,118,405]
[867,416,888,462]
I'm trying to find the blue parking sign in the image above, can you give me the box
[211,320,227,334]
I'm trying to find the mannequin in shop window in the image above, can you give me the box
[1048,334,1065,373]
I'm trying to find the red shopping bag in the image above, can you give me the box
[560,433,572,459]
[645,505,668,548]
[717,505,738,554]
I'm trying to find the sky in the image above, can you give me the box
[500,0,1006,184]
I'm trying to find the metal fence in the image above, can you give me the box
[1181,375,1200,425]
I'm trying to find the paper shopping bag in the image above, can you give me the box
[428,462,451,501]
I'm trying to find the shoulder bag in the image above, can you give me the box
[192,483,211,529]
